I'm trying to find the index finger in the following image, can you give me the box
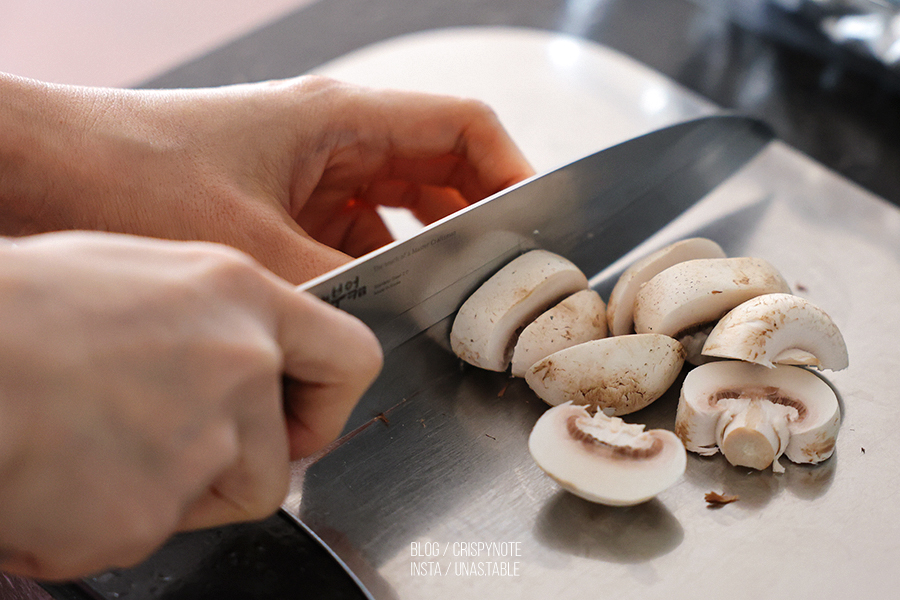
[355,90,536,201]
[275,291,383,459]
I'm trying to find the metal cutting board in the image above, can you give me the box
[276,29,900,600]
[284,134,900,600]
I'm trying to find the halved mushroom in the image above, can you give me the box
[701,293,849,371]
[633,257,791,363]
[525,334,685,415]
[675,361,840,472]
[510,289,607,377]
[607,237,727,336]
[450,250,588,371]
[529,402,686,506]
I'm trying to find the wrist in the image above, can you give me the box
[0,73,118,236]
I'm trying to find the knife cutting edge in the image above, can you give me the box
[299,115,773,354]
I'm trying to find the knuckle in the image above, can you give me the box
[192,244,272,294]
[120,505,178,556]
[357,330,384,383]
[459,97,499,122]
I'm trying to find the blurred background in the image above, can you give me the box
[2,0,898,209]
[0,0,314,87]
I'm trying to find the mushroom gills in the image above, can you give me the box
[528,402,686,506]
[675,361,840,471]
[450,250,588,371]
[702,293,849,371]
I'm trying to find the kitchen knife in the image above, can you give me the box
[298,114,773,432]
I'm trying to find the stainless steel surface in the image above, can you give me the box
[276,29,900,600]
[286,137,900,599]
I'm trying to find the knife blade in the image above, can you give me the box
[298,115,772,431]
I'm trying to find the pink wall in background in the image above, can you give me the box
[0,0,316,87]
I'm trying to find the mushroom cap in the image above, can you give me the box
[450,250,588,371]
[633,257,791,338]
[701,293,849,371]
[525,334,686,415]
[675,361,840,466]
[510,289,608,377]
[528,402,686,506]
[607,238,726,336]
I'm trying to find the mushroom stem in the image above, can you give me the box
[715,398,794,471]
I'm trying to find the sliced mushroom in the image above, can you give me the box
[607,238,727,336]
[675,361,841,472]
[525,334,685,415]
[510,289,607,377]
[701,293,849,371]
[529,402,686,506]
[450,250,588,371]
[633,257,791,363]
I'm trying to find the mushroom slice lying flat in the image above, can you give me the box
[525,334,685,415]
[633,257,791,363]
[701,293,849,371]
[607,237,727,336]
[510,289,607,377]
[675,361,841,472]
[450,250,588,371]
[529,402,686,506]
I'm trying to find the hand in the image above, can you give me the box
[0,231,382,581]
[1,74,535,283]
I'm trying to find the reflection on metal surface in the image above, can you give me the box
[534,493,684,563]
[290,140,900,599]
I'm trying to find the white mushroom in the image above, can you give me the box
[525,334,685,416]
[675,361,841,472]
[607,237,726,336]
[450,250,588,371]
[701,293,849,371]
[510,289,607,377]
[633,257,791,363]
[529,402,686,506]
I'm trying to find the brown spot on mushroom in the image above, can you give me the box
[566,415,663,459]
[802,437,836,459]
[531,360,552,382]
[674,419,692,445]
